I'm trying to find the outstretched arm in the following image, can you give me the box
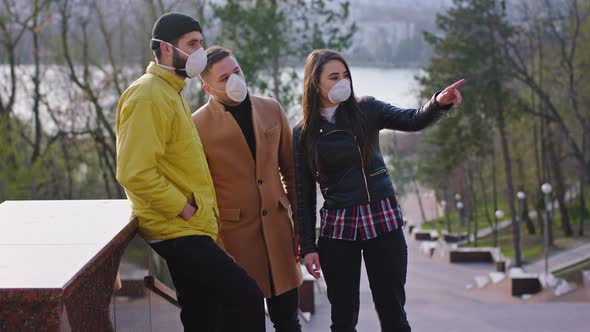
[376,79,465,132]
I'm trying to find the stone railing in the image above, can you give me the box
[0,200,185,331]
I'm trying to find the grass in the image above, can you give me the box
[421,210,497,235]
[420,196,514,235]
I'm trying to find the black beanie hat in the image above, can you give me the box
[151,12,202,50]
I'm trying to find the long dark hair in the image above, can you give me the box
[301,49,372,177]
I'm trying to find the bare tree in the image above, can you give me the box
[503,0,590,189]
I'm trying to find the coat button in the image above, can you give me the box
[257,179,263,186]
[262,209,268,216]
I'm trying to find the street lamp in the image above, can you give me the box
[494,209,504,247]
[441,200,451,233]
[541,183,553,277]
[517,191,535,235]
[517,191,525,226]
[456,201,464,228]
[528,210,537,220]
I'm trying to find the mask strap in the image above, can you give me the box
[156,63,187,72]
[151,38,190,56]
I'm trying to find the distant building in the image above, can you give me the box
[345,0,451,66]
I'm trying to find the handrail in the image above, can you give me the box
[144,276,181,309]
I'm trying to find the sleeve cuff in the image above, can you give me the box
[433,91,453,111]
[301,245,318,257]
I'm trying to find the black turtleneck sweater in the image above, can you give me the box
[224,96,256,160]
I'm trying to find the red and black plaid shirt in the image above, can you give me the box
[319,195,404,241]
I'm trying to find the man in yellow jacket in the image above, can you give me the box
[115,13,265,332]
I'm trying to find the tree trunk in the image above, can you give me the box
[547,129,573,237]
[413,179,427,224]
[516,156,536,234]
[521,197,535,234]
[467,163,478,246]
[534,120,546,233]
[478,164,496,247]
[580,179,586,237]
[445,190,452,233]
[497,110,522,267]
[540,118,554,245]
[579,130,588,237]
[61,137,74,200]
[31,5,43,164]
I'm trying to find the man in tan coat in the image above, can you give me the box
[192,46,303,331]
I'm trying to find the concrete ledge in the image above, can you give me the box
[414,229,439,241]
[449,247,499,263]
[511,276,542,296]
[442,231,468,243]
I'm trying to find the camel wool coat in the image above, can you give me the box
[192,95,302,298]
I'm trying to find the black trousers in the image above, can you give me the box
[150,235,266,332]
[266,287,301,332]
[317,229,411,332]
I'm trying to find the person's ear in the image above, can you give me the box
[160,41,174,57]
[202,81,212,95]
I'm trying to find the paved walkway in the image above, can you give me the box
[278,188,590,331]
[525,241,590,274]
[289,231,590,332]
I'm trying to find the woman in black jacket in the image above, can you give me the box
[293,49,463,332]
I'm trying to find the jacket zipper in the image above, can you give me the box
[355,136,371,202]
[321,129,352,136]
[370,168,387,177]
[321,129,371,202]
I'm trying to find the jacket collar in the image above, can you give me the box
[206,94,252,113]
[146,61,187,92]
[319,117,352,135]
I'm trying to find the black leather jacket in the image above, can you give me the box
[293,93,450,256]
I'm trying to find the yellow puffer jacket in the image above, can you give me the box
[116,62,218,241]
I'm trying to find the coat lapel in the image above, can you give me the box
[207,96,256,172]
[251,96,279,179]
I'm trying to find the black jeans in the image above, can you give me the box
[266,287,301,332]
[317,229,410,332]
[150,235,266,332]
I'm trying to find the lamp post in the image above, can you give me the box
[441,200,450,233]
[494,209,504,247]
[541,183,553,277]
[456,201,464,231]
[517,191,536,235]
[517,191,525,227]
